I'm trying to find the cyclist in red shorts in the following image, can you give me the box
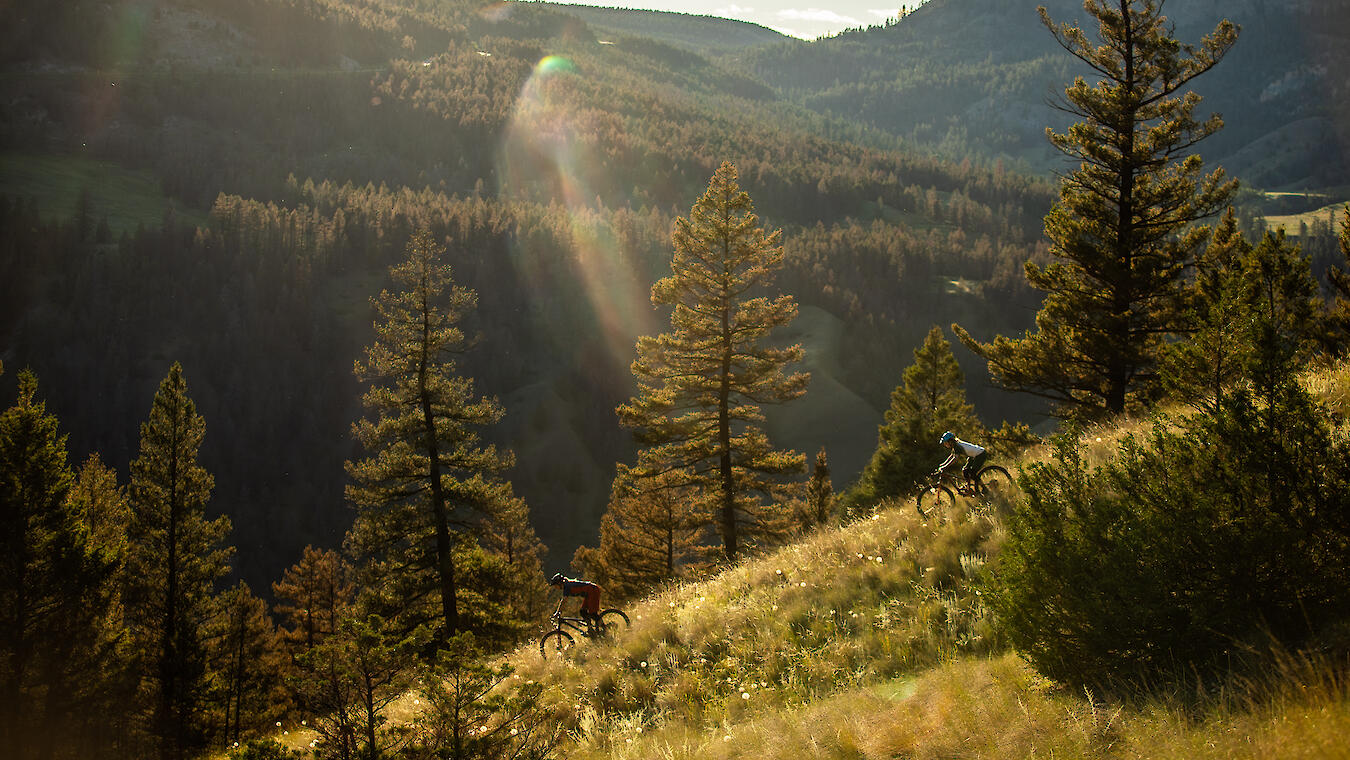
[550,573,603,634]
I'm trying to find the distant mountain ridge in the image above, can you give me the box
[740,0,1350,190]
[523,2,790,55]
[530,0,1348,190]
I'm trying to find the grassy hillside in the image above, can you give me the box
[501,362,1350,758]
[221,362,1350,758]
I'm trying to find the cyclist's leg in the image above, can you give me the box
[963,453,986,487]
[582,587,602,634]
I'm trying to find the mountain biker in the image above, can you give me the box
[937,431,986,491]
[550,573,603,634]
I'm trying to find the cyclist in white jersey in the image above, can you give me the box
[937,431,987,489]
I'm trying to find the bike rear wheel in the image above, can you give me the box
[539,629,574,658]
[975,465,1013,506]
[916,484,955,519]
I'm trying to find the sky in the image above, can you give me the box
[537,0,917,40]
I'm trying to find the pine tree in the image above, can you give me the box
[315,615,417,760]
[346,229,518,645]
[126,362,233,760]
[804,447,834,527]
[205,582,285,746]
[405,634,564,760]
[70,452,131,559]
[1240,229,1321,402]
[476,495,549,623]
[1159,208,1253,409]
[273,546,352,656]
[618,162,809,561]
[848,327,983,509]
[0,370,122,759]
[575,471,706,600]
[956,0,1239,418]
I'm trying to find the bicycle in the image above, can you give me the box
[538,599,630,658]
[914,464,1014,519]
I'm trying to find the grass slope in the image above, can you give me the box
[246,364,1350,759]
[502,363,1350,759]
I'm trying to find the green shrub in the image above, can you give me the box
[991,384,1350,689]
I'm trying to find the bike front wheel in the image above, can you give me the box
[916,484,955,519]
[594,609,630,639]
[539,629,574,659]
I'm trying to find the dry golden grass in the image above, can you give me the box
[555,653,1350,760]
[512,359,1350,760]
[226,360,1350,759]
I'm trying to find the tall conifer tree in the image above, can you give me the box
[206,582,284,746]
[956,0,1238,418]
[127,362,233,760]
[575,472,706,600]
[848,326,983,508]
[273,546,352,656]
[618,162,809,561]
[346,229,520,644]
[0,371,121,759]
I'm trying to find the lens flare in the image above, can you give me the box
[497,55,655,376]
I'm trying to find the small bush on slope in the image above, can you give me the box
[992,378,1350,690]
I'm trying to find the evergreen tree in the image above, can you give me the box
[273,546,352,656]
[1237,229,1321,407]
[803,447,834,527]
[70,452,132,560]
[956,0,1239,418]
[297,615,417,760]
[127,362,233,760]
[206,582,285,747]
[618,162,809,561]
[476,495,549,623]
[1160,208,1253,409]
[404,634,563,760]
[993,386,1350,689]
[575,471,706,600]
[278,550,358,760]
[847,326,982,509]
[346,229,518,645]
[0,370,122,759]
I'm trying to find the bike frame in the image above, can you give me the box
[926,469,979,496]
[548,598,598,637]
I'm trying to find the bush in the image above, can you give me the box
[990,383,1350,689]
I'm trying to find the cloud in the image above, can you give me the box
[714,4,756,16]
[868,8,897,20]
[776,8,859,25]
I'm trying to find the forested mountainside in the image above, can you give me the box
[528,3,789,56]
[742,0,1350,189]
[0,0,1059,588]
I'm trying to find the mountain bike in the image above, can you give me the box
[915,464,1014,519]
[538,599,630,658]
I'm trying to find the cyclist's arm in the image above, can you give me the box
[938,452,957,471]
